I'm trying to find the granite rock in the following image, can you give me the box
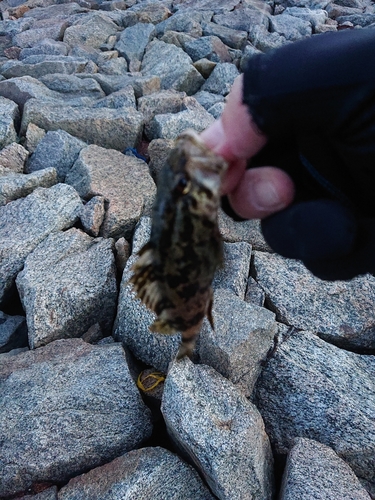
[202,21,248,50]
[161,359,274,500]
[137,89,186,122]
[39,74,105,98]
[280,438,371,500]
[0,55,91,79]
[0,142,29,173]
[0,167,57,206]
[21,99,144,150]
[63,12,119,49]
[0,183,82,303]
[0,339,152,497]
[26,129,87,181]
[252,251,375,350]
[199,288,277,396]
[93,85,136,109]
[19,39,69,60]
[115,22,155,72]
[59,447,215,499]
[141,40,204,95]
[0,310,27,353]
[65,144,156,238]
[80,195,106,237]
[16,228,118,348]
[201,62,240,95]
[0,96,19,149]
[270,13,312,41]
[184,35,232,63]
[254,330,375,486]
[147,137,175,179]
[12,21,68,49]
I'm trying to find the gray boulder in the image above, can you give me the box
[184,35,232,63]
[0,311,27,353]
[199,288,277,396]
[0,167,57,206]
[0,142,29,173]
[63,12,119,49]
[16,228,118,349]
[26,129,87,181]
[280,438,371,500]
[39,74,105,98]
[80,195,106,237]
[65,145,156,238]
[0,96,19,149]
[0,338,152,497]
[161,359,274,500]
[58,447,215,499]
[202,22,248,50]
[194,90,224,110]
[218,209,270,250]
[12,21,68,49]
[93,85,136,109]
[145,96,214,140]
[0,55,90,79]
[141,40,204,95]
[148,137,175,179]
[213,6,270,32]
[114,217,181,372]
[254,330,375,486]
[252,251,375,350]
[115,22,155,72]
[212,241,252,298]
[21,100,144,151]
[83,72,160,97]
[201,62,240,95]
[19,39,69,60]
[137,89,186,122]
[0,184,82,303]
[270,13,312,41]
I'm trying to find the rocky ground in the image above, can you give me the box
[1,0,375,498]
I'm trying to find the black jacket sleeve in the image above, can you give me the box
[241,29,375,280]
[243,29,375,215]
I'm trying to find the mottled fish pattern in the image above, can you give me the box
[130,130,228,359]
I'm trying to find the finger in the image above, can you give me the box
[200,75,267,162]
[227,167,295,219]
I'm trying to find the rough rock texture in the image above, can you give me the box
[0,311,27,353]
[252,251,375,350]
[16,228,118,349]
[0,96,19,148]
[0,184,82,303]
[58,447,215,499]
[162,359,274,500]
[0,142,29,172]
[0,167,57,205]
[0,339,152,498]
[254,330,375,486]
[26,129,87,181]
[21,100,144,150]
[279,438,371,500]
[200,288,277,396]
[65,145,156,238]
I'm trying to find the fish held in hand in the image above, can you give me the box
[129,130,228,359]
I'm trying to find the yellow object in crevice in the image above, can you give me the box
[137,371,166,393]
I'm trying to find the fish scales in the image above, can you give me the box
[130,130,228,359]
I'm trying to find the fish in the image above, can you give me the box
[130,129,228,359]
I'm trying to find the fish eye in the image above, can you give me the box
[174,176,191,195]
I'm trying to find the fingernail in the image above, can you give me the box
[250,180,286,211]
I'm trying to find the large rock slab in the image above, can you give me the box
[0,96,19,149]
[63,12,119,49]
[114,218,181,372]
[161,359,274,500]
[254,330,375,486]
[26,129,87,182]
[0,339,152,498]
[21,99,144,151]
[0,184,82,303]
[141,40,204,95]
[252,251,375,350]
[65,145,156,238]
[199,288,277,396]
[0,55,90,79]
[16,228,118,349]
[145,97,214,140]
[0,310,27,353]
[59,447,215,499]
[280,438,371,500]
[0,167,57,206]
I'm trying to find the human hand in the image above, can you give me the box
[200,74,295,219]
